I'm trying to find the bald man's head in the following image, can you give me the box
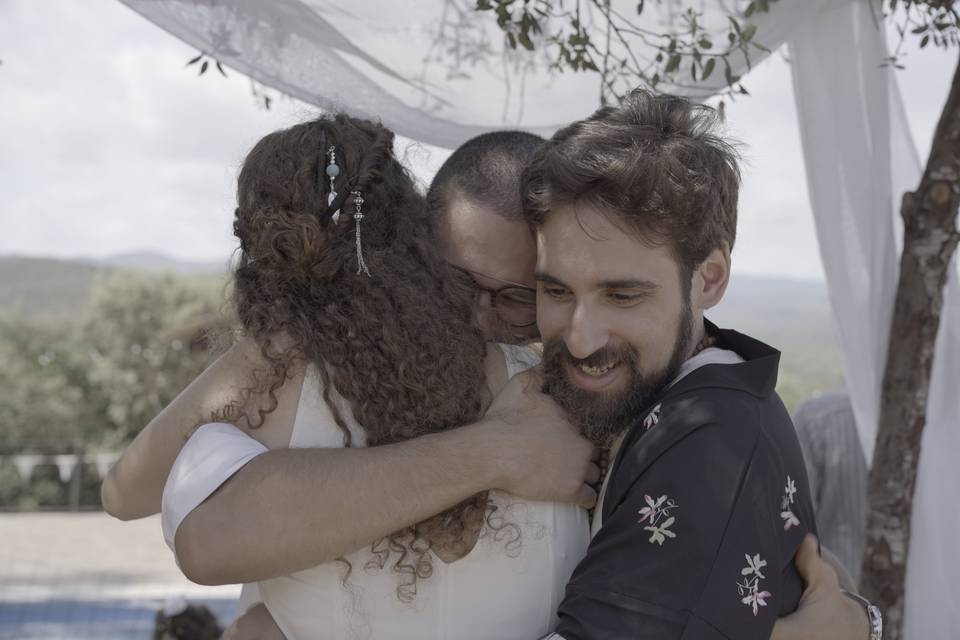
[428,131,544,343]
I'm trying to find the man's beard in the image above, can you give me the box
[542,303,694,447]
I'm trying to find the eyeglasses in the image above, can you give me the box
[450,264,539,337]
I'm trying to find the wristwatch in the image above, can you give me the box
[841,590,883,640]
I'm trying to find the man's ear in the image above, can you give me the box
[692,245,731,311]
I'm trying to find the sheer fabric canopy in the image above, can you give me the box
[118,0,959,636]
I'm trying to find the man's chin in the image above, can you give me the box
[546,367,670,447]
[577,416,630,448]
[552,386,636,447]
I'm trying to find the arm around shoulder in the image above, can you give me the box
[172,420,516,584]
[101,338,269,521]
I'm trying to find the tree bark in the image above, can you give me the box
[860,52,960,639]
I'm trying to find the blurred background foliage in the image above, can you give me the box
[0,257,230,510]
[0,254,842,510]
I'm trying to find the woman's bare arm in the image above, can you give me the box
[100,338,295,520]
[100,339,501,522]
[172,352,599,586]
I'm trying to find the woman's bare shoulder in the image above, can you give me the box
[188,335,306,449]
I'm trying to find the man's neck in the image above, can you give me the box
[685,320,712,361]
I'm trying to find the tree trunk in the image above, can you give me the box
[860,52,960,639]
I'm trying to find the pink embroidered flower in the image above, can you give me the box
[738,554,772,615]
[784,476,797,504]
[779,475,801,531]
[741,553,767,580]
[742,589,772,616]
[644,516,676,546]
[781,509,800,531]
[638,494,667,523]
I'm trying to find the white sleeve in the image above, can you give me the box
[160,422,268,556]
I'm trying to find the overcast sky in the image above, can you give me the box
[0,0,953,281]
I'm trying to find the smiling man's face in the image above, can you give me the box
[535,201,694,444]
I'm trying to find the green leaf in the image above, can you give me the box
[745,2,756,18]
[920,34,930,48]
[199,60,208,75]
[495,4,511,26]
[739,84,750,95]
[910,24,928,35]
[665,54,682,73]
[702,57,716,80]
[741,24,757,42]
[724,60,737,86]
[506,31,517,49]
[185,53,202,67]
[215,61,227,77]
[637,0,645,14]
[518,31,534,50]
[698,37,713,50]
[728,16,742,36]
[475,0,493,10]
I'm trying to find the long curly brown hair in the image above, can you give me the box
[226,113,489,600]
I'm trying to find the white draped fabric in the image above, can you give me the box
[117,0,958,636]
[118,0,798,147]
[789,4,960,637]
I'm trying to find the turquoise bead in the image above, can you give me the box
[326,163,341,177]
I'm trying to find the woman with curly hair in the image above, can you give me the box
[103,113,593,639]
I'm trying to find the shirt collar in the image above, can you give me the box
[665,319,781,400]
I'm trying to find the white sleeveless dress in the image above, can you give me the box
[258,344,590,640]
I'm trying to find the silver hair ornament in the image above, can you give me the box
[325,146,341,224]
[351,191,371,277]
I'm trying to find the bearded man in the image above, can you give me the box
[524,90,880,639]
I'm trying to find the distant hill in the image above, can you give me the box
[0,253,227,317]
[0,254,844,410]
[713,273,837,346]
[712,274,844,410]
[89,251,228,275]
[0,256,110,317]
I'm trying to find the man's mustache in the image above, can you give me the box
[543,339,639,371]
